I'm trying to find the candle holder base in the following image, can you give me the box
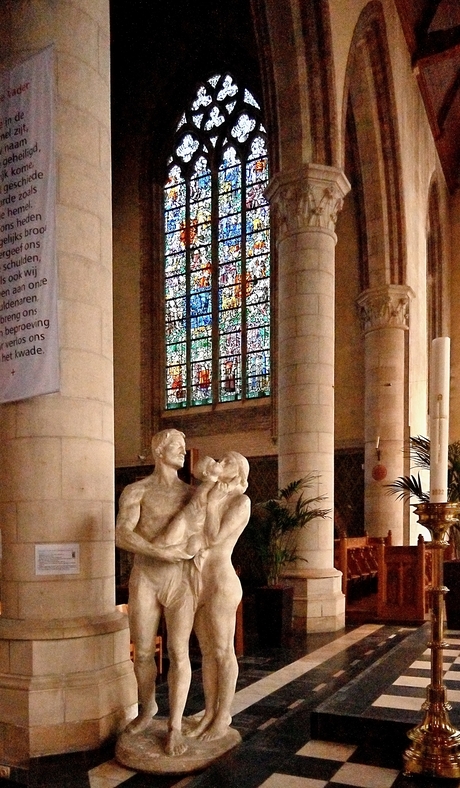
[403,686,460,778]
[402,502,460,779]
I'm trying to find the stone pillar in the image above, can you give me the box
[357,284,413,544]
[267,163,350,632]
[0,0,136,763]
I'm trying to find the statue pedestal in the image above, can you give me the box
[115,717,241,774]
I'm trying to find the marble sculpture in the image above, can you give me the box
[115,429,250,773]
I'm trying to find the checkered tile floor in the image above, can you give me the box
[4,624,460,787]
[257,740,400,788]
[372,636,460,714]
[87,744,402,788]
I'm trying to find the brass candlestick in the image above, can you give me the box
[403,501,460,778]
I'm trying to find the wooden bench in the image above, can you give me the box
[335,532,432,624]
[334,531,392,599]
[376,534,430,624]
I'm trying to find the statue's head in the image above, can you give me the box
[219,451,249,492]
[151,429,186,470]
[193,455,221,483]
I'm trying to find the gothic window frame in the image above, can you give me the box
[162,72,271,412]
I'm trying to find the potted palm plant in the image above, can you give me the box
[387,435,460,627]
[246,474,330,646]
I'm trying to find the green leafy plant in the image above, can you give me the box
[246,474,331,586]
[387,435,460,556]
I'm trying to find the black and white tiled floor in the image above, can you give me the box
[4,622,460,787]
[374,635,460,714]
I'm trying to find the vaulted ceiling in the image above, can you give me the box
[395,0,460,192]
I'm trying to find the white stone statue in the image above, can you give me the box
[115,430,250,772]
[188,451,250,741]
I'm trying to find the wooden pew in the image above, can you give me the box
[335,532,432,624]
[334,531,392,598]
[376,534,428,624]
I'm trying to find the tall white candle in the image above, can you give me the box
[429,337,450,502]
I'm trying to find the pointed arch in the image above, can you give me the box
[342,1,406,286]
[300,0,338,166]
[254,0,338,170]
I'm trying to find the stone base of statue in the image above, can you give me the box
[115,716,242,774]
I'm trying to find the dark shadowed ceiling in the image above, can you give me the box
[110,1,460,192]
[395,0,460,192]
[109,0,258,182]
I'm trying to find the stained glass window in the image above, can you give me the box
[164,73,270,409]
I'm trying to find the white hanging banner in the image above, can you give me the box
[0,47,59,404]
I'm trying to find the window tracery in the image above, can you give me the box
[164,73,270,409]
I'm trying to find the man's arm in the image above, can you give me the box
[155,478,215,548]
[115,484,191,561]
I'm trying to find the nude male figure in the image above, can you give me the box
[151,452,250,744]
[115,428,197,756]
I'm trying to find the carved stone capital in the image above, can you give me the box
[357,284,415,333]
[266,163,351,240]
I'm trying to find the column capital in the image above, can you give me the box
[266,163,351,239]
[357,284,415,333]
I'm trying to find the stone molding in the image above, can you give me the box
[357,284,414,333]
[0,610,129,640]
[266,163,351,239]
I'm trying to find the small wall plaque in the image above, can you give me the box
[35,543,80,575]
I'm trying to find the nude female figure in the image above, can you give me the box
[188,451,251,741]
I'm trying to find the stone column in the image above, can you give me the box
[0,0,136,763]
[357,284,413,544]
[267,163,350,633]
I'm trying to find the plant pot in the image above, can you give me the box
[255,585,294,647]
[444,559,460,629]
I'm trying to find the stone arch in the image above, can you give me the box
[342,1,406,287]
[128,2,273,450]
[254,0,338,171]
[341,3,410,545]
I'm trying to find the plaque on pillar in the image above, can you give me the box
[35,543,80,575]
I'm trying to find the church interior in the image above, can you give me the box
[2,0,460,785]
